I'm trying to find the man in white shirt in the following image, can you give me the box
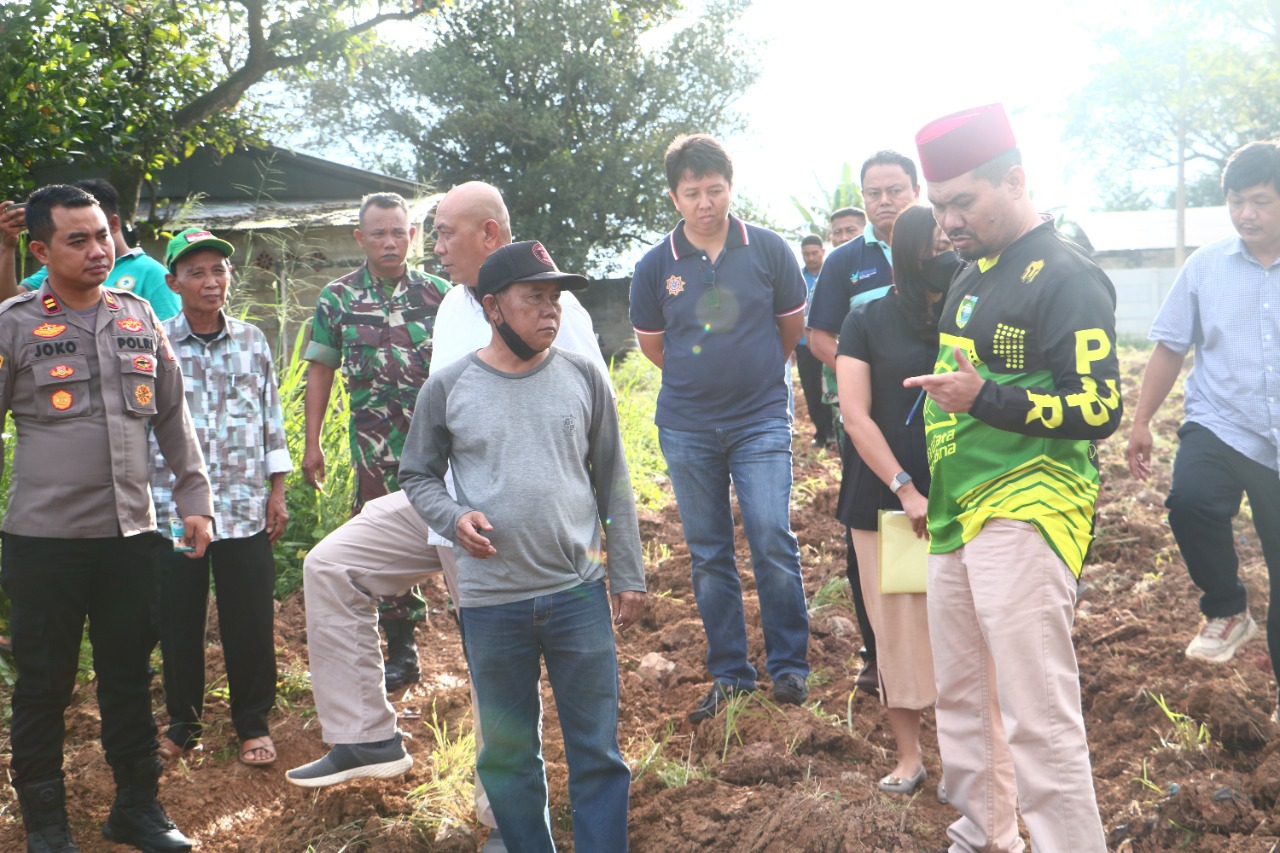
[287,182,609,853]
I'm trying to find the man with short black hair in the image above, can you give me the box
[1,184,213,853]
[807,150,922,696]
[631,133,811,721]
[302,191,451,691]
[1127,140,1280,716]
[906,103,1117,853]
[0,179,181,319]
[795,234,832,446]
[828,206,866,247]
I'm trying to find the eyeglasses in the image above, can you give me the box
[702,268,719,310]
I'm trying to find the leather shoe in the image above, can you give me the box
[878,766,926,795]
[688,682,751,723]
[854,659,879,698]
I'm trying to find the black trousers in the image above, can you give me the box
[794,344,833,443]
[155,529,277,745]
[1167,422,1280,682]
[1,533,158,785]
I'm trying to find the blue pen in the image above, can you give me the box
[905,388,926,425]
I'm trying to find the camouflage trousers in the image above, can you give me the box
[353,464,426,626]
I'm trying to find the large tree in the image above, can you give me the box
[1064,1,1280,210]
[295,0,757,273]
[0,0,436,225]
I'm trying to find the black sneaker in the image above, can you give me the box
[773,672,809,705]
[688,682,750,723]
[286,731,412,787]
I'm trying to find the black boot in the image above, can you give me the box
[382,617,420,692]
[15,778,79,853]
[101,756,191,853]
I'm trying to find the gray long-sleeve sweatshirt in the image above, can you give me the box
[399,347,645,608]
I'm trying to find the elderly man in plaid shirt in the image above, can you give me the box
[148,227,293,767]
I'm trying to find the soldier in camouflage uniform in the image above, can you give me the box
[303,192,450,690]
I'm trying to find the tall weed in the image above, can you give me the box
[271,322,354,598]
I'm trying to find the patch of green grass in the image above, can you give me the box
[1147,691,1211,752]
[629,722,706,789]
[808,574,849,614]
[406,704,479,836]
[610,352,667,509]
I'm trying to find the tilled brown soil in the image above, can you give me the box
[2,347,1279,851]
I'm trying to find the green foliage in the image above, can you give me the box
[271,323,354,599]
[292,0,759,274]
[1065,1,1280,209]
[0,0,435,225]
[1147,691,1212,752]
[610,351,667,509]
[790,162,865,238]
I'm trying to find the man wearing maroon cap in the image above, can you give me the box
[905,103,1119,853]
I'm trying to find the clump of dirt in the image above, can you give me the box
[2,347,1278,851]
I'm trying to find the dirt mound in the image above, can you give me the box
[2,347,1279,850]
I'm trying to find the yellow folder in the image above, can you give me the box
[878,510,928,595]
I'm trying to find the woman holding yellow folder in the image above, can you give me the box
[835,205,958,797]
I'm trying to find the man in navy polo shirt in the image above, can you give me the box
[806,150,921,696]
[630,133,811,721]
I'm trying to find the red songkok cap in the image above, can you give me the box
[915,103,1016,182]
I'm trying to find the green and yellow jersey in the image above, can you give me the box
[924,220,1122,575]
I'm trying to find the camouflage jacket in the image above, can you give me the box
[304,263,451,509]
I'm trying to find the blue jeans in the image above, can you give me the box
[658,417,809,688]
[461,580,629,853]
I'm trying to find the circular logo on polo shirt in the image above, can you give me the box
[116,275,137,291]
[665,275,685,296]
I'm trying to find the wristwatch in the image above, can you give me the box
[889,471,912,494]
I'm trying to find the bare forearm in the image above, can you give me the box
[808,329,838,370]
[303,363,335,446]
[1132,343,1186,428]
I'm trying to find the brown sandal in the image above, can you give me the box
[239,736,276,767]
[157,735,200,760]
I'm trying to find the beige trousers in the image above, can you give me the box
[303,490,494,828]
[928,519,1105,853]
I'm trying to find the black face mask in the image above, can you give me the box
[922,250,962,293]
[494,306,541,362]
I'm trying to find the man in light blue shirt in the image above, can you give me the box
[1127,141,1280,718]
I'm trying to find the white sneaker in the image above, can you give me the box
[1185,611,1258,663]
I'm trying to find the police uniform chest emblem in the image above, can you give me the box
[116,276,137,291]
[135,384,153,406]
[117,317,145,333]
[133,355,154,373]
[51,390,72,410]
[33,322,66,338]
[956,295,979,329]
[48,364,75,379]
[665,275,685,296]
[1021,260,1045,284]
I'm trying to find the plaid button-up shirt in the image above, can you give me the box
[149,311,292,540]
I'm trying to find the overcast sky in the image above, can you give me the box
[721,0,1126,229]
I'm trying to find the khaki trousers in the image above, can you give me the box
[928,519,1105,853]
[303,490,494,827]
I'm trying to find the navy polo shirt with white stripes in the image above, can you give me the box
[630,214,806,430]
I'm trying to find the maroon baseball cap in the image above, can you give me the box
[915,103,1017,182]
[477,240,589,299]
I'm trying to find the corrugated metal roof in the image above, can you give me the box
[1072,206,1234,253]
[136,196,443,231]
